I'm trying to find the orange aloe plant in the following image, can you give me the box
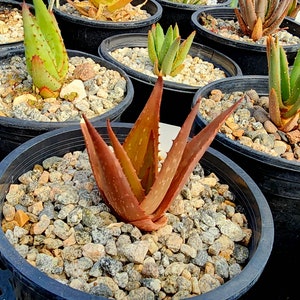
[80,76,242,232]
[65,0,143,21]
[234,0,293,41]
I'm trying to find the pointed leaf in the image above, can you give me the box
[172,31,195,72]
[122,76,163,187]
[33,0,68,78]
[140,95,203,215]
[30,55,61,98]
[151,97,243,221]
[106,120,145,202]
[160,37,180,76]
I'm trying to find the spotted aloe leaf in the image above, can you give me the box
[22,0,68,98]
[148,23,196,76]
[80,76,242,231]
[267,35,300,132]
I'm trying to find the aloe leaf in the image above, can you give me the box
[279,45,291,102]
[173,23,180,39]
[267,36,284,108]
[170,64,185,77]
[160,37,180,76]
[30,55,61,98]
[140,93,202,215]
[147,28,158,64]
[106,0,132,12]
[122,76,163,188]
[158,25,174,65]
[269,87,283,127]
[283,74,300,117]
[289,49,300,93]
[106,120,145,202]
[151,97,243,220]
[33,0,68,79]
[172,31,195,72]
[22,2,60,81]
[154,23,164,55]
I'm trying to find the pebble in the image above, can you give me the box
[0,56,128,122]
[1,151,252,299]
[198,90,300,161]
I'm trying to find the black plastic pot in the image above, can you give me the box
[0,48,134,161]
[0,123,273,300]
[0,0,28,53]
[191,7,300,75]
[191,76,300,299]
[156,0,230,40]
[98,33,242,126]
[53,0,162,56]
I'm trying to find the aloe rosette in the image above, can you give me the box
[267,35,300,132]
[234,0,293,41]
[147,23,196,76]
[22,0,68,98]
[80,76,242,231]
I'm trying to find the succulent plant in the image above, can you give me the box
[287,0,300,18]
[65,0,143,21]
[147,23,196,76]
[22,0,68,98]
[80,76,242,231]
[266,35,300,132]
[234,0,293,41]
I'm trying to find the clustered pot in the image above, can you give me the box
[191,7,300,75]
[53,0,163,56]
[98,32,242,126]
[0,48,134,161]
[156,0,230,40]
[0,123,274,299]
[191,75,300,299]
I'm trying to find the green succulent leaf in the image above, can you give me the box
[158,25,175,65]
[22,0,68,98]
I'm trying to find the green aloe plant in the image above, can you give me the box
[147,23,196,76]
[267,35,300,132]
[80,76,241,231]
[234,0,293,41]
[22,0,68,98]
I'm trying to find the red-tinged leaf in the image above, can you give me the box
[80,115,149,223]
[269,87,283,128]
[106,120,145,202]
[130,215,168,231]
[30,55,61,98]
[152,97,243,221]
[123,76,163,188]
[140,94,201,215]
